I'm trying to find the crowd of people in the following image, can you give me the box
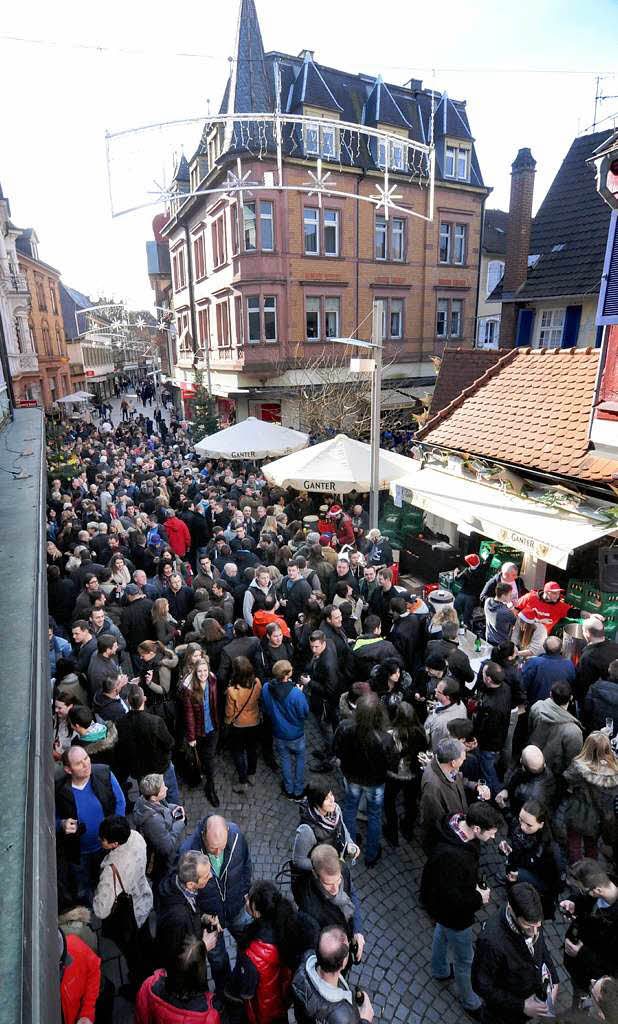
[47,401,618,1024]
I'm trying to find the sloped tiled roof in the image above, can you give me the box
[516,130,613,300]
[229,0,273,114]
[429,348,507,416]
[483,209,509,256]
[417,347,613,482]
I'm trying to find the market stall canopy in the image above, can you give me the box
[56,391,93,403]
[194,417,309,460]
[390,462,618,570]
[262,433,415,493]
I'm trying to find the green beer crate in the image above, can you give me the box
[581,587,618,617]
[565,579,591,609]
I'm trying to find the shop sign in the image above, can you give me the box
[303,480,337,491]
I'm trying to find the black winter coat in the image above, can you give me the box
[114,709,174,780]
[292,955,361,1024]
[474,683,512,752]
[119,597,155,650]
[295,864,360,946]
[156,872,203,971]
[218,635,264,686]
[177,815,251,926]
[420,814,482,930]
[333,719,398,787]
[426,637,474,688]
[389,614,422,672]
[505,765,558,815]
[55,764,116,863]
[472,908,557,1024]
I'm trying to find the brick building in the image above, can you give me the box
[162,0,489,425]
[16,230,70,408]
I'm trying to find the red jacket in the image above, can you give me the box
[182,674,219,741]
[245,939,292,1024]
[136,970,220,1024]
[163,516,191,557]
[336,515,355,547]
[252,610,291,639]
[61,934,101,1024]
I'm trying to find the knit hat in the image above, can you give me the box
[464,554,481,569]
[125,584,140,596]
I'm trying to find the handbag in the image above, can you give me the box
[101,863,138,948]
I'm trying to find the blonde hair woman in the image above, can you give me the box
[151,597,178,646]
[563,731,618,863]
[182,658,219,805]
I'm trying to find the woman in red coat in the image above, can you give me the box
[224,880,311,1024]
[136,938,221,1024]
[182,658,220,807]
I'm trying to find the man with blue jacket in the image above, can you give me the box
[177,813,252,990]
[261,659,310,801]
[522,635,575,706]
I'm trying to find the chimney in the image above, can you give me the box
[500,147,536,345]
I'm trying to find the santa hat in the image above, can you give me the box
[464,554,481,569]
[328,505,343,518]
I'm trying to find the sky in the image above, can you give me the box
[1,0,617,311]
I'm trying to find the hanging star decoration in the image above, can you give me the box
[225,159,258,203]
[157,318,170,332]
[370,182,403,220]
[305,158,333,208]
[134,316,147,330]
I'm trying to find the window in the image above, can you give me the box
[42,322,51,355]
[212,216,227,268]
[376,215,405,261]
[324,209,339,257]
[247,296,261,342]
[14,316,24,353]
[477,317,500,348]
[172,249,187,290]
[392,219,404,261]
[264,296,277,341]
[306,297,320,340]
[304,122,338,159]
[536,309,565,350]
[304,208,320,255]
[436,297,463,339]
[247,295,277,342]
[243,203,257,251]
[439,222,467,264]
[390,299,403,339]
[375,216,387,260]
[193,234,206,279]
[197,307,210,348]
[260,201,274,251]
[231,204,239,254]
[235,296,244,345]
[486,260,504,297]
[324,297,340,338]
[376,138,407,171]
[445,144,470,182]
[55,326,63,353]
[378,298,404,340]
[49,283,58,315]
[451,299,462,338]
[216,301,230,347]
[36,279,47,311]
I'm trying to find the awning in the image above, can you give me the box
[390,463,618,569]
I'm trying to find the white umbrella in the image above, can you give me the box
[262,433,415,493]
[56,391,93,403]
[194,417,309,460]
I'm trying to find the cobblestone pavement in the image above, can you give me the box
[104,717,574,1022]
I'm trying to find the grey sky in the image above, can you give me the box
[1,0,616,310]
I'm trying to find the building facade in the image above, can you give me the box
[476,208,507,348]
[60,285,114,398]
[0,187,38,411]
[16,231,70,408]
[162,0,489,425]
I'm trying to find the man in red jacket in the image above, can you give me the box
[163,509,191,558]
[327,505,355,548]
[59,929,102,1024]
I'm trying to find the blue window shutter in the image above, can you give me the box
[515,308,534,346]
[561,305,582,348]
[597,211,618,326]
[596,325,604,348]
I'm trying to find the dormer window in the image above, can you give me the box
[445,142,470,182]
[376,138,407,171]
[302,109,340,160]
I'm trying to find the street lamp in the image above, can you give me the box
[329,299,384,529]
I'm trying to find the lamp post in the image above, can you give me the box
[330,299,384,529]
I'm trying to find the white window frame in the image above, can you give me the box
[445,144,471,182]
[392,218,405,262]
[439,223,451,264]
[477,316,500,348]
[454,224,466,265]
[436,297,463,339]
[247,295,261,343]
[259,200,274,252]
[304,122,338,160]
[304,208,320,255]
[535,308,565,350]
[263,295,277,342]
[375,215,387,260]
[324,297,340,339]
[243,202,257,252]
[305,297,321,340]
[450,299,463,338]
[486,260,505,298]
[323,209,339,257]
[390,299,403,340]
[445,146,456,178]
